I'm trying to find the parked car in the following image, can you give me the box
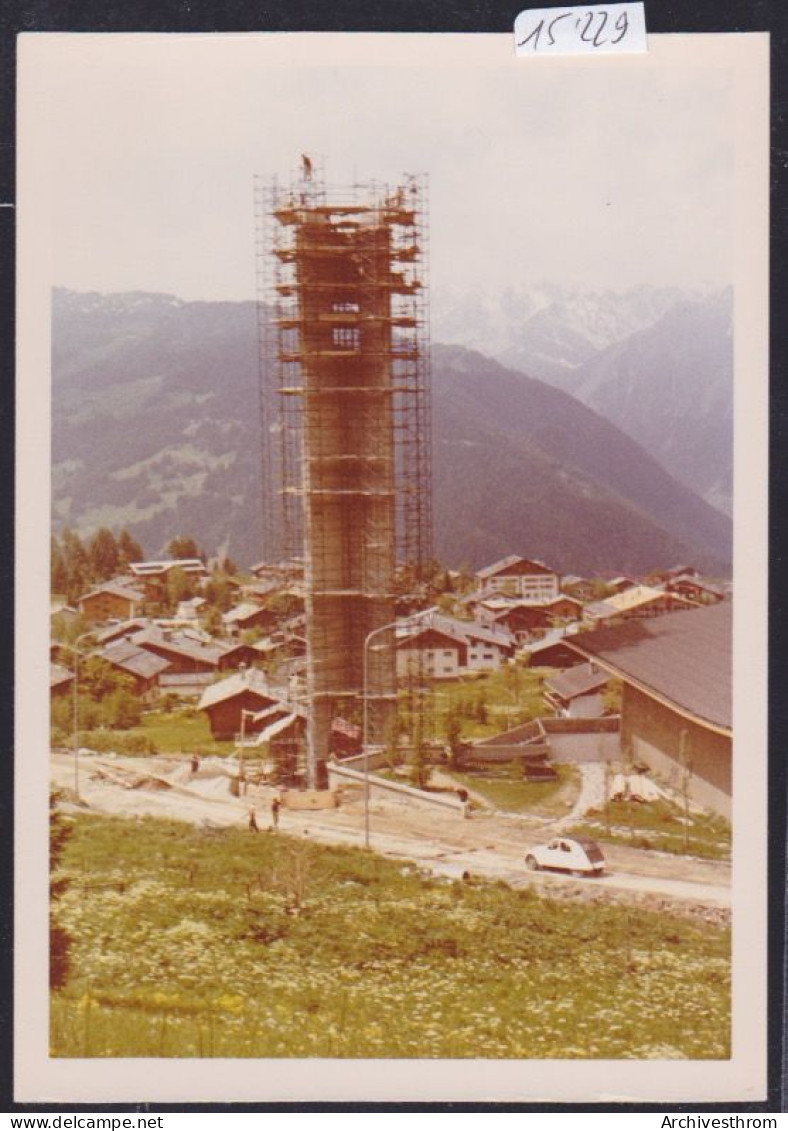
[525,836,605,876]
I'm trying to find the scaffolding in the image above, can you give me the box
[254,164,433,788]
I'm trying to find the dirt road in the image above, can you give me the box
[51,751,731,916]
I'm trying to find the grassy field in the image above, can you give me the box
[123,709,235,757]
[51,812,730,1059]
[568,800,731,861]
[445,764,580,818]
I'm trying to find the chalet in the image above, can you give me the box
[480,600,553,637]
[396,624,466,680]
[128,558,209,602]
[94,618,149,648]
[174,596,207,622]
[560,576,597,603]
[525,637,586,670]
[222,602,277,636]
[479,595,582,641]
[129,558,209,581]
[396,613,515,679]
[78,581,146,625]
[475,555,560,603]
[567,602,732,817]
[607,576,638,595]
[217,641,262,671]
[198,669,284,740]
[50,663,74,698]
[583,585,693,627]
[663,575,725,606]
[544,663,611,719]
[99,640,171,701]
[131,625,225,674]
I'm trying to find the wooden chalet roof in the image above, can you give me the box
[476,555,557,580]
[101,640,171,680]
[80,580,145,604]
[197,669,277,711]
[544,663,610,701]
[567,602,732,732]
[131,626,225,666]
[50,663,74,691]
[129,558,207,577]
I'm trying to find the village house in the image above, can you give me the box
[607,575,638,595]
[543,662,611,719]
[396,613,515,679]
[663,574,726,605]
[396,624,466,680]
[50,662,75,698]
[478,594,583,642]
[128,558,209,602]
[130,625,225,674]
[567,602,732,817]
[93,618,149,648]
[475,555,560,603]
[99,639,171,702]
[197,668,285,740]
[222,602,278,636]
[174,596,207,623]
[583,585,694,628]
[525,637,587,670]
[78,580,146,625]
[560,575,598,603]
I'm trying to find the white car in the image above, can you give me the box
[525,836,605,877]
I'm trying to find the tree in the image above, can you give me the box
[79,656,135,703]
[167,535,202,561]
[59,528,90,605]
[473,690,488,726]
[220,555,238,578]
[445,711,464,768]
[165,566,196,610]
[50,611,91,646]
[408,726,430,790]
[202,606,223,637]
[88,527,119,582]
[51,536,68,596]
[117,529,144,568]
[108,689,142,730]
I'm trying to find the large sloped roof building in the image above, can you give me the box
[568,602,732,817]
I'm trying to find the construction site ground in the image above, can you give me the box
[51,751,731,923]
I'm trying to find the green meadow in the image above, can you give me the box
[51,811,730,1060]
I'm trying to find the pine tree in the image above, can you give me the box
[167,535,202,561]
[88,527,119,581]
[117,528,144,568]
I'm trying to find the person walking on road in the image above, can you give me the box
[271,796,281,831]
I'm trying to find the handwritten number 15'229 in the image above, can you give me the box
[518,9,630,52]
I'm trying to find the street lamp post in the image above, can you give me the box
[362,619,400,850]
[238,707,257,785]
[59,631,94,801]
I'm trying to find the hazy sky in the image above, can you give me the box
[22,33,734,301]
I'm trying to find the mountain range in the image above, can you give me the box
[51,287,732,576]
[433,283,732,515]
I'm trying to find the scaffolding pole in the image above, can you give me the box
[256,166,433,788]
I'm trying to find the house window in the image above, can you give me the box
[333,327,360,350]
